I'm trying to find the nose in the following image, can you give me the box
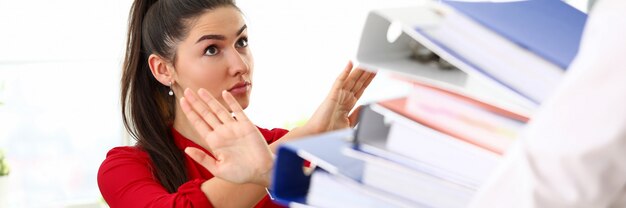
[225,49,250,77]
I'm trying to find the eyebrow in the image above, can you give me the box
[196,24,247,43]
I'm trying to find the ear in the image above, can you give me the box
[148,54,175,86]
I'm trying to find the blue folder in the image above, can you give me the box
[270,129,363,206]
[414,0,587,104]
[441,0,587,70]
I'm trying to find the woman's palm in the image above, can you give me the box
[307,62,376,132]
[181,89,273,186]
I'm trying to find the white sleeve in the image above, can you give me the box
[469,0,626,207]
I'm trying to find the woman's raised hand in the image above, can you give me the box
[180,88,273,186]
[305,61,376,133]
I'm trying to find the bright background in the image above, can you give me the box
[0,0,589,207]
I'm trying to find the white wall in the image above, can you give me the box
[236,0,422,128]
[0,0,130,206]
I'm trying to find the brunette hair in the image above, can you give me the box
[121,0,236,193]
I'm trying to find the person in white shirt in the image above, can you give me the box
[469,0,626,207]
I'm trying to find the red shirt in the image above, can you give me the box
[98,127,289,208]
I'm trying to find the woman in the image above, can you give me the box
[97,0,375,207]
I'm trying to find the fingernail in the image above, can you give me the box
[198,88,210,97]
[185,90,196,102]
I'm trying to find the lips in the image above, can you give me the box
[228,81,251,95]
[229,81,249,90]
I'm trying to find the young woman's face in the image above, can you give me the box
[174,6,253,109]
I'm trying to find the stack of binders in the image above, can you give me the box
[270,0,587,207]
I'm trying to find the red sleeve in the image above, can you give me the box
[257,127,289,144]
[98,147,213,208]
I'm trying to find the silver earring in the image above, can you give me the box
[168,81,174,96]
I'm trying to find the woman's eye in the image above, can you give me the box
[236,37,248,48]
[204,45,219,56]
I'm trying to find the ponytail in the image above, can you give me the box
[122,0,187,193]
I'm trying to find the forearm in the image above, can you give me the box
[201,177,268,207]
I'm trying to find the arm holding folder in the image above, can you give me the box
[470,0,626,207]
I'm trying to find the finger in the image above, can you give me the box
[185,147,219,174]
[180,97,213,135]
[222,90,250,122]
[184,88,223,128]
[354,71,377,99]
[349,69,373,95]
[330,61,353,93]
[198,89,234,124]
[344,66,366,92]
[348,105,363,128]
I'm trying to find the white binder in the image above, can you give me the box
[354,4,537,116]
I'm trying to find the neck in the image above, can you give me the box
[173,103,210,151]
